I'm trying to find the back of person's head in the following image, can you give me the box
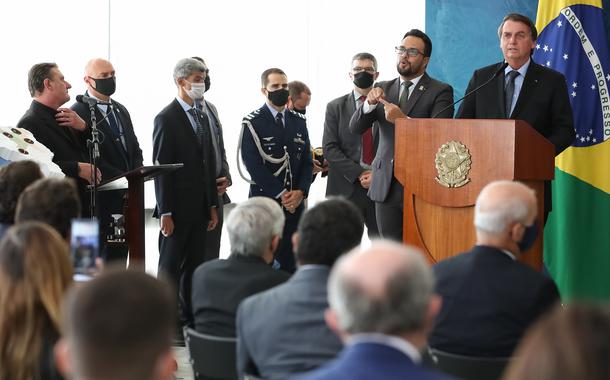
[474,180,536,237]
[0,160,43,224]
[0,221,72,380]
[227,197,285,258]
[59,269,176,380]
[327,240,438,339]
[503,303,610,380]
[295,198,364,267]
[15,178,81,240]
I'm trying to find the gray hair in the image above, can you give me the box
[474,180,535,235]
[226,197,285,258]
[351,52,378,71]
[173,58,207,83]
[328,241,435,335]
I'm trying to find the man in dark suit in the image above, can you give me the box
[349,30,454,241]
[71,58,144,263]
[428,180,560,357]
[457,13,575,218]
[17,62,100,217]
[191,197,290,337]
[323,52,380,237]
[240,68,313,273]
[236,199,364,380]
[295,241,452,380]
[153,58,219,330]
[191,57,232,262]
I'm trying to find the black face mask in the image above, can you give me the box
[293,108,306,115]
[267,88,289,107]
[204,75,211,92]
[517,221,539,253]
[91,76,116,97]
[353,71,375,89]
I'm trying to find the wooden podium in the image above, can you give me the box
[394,119,554,269]
[97,164,183,268]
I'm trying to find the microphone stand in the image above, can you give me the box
[86,102,101,220]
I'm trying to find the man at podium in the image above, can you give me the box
[457,13,576,218]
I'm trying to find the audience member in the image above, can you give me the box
[55,269,176,380]
[191,197,290,337]
[15,178,81,241]
[295,240,452,380]
[0,160,43,239]
[16,62,100,217]
[323,52,380,237]
[236,198,364,380]
[288,80,311,115]
[503,304,610,380]
[428,180,560,357]
[0,222,73,380]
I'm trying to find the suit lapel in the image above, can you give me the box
[511,62,539,119]
[403,73,431,115]
[496,68,507,118]
[35,103,82,151]
[173,99,202,152]
[110,105,132,168]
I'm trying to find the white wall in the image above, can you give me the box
[0,0,425,208]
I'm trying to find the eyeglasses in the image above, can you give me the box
[395,46,425,57]
[352,67,376,74]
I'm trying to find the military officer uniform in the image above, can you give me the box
[240,103,313,272]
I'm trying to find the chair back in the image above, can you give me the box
[184,327,238,380]
[422,347,511,380]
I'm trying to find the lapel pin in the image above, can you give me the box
[419,85,425,91]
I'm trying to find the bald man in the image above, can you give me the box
[296,240,452,380]
[72,58,143,263]
[428,180,560,358]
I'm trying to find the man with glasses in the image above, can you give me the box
[323,52,380,237]
[349,30,454,241]
[457,13,575,221]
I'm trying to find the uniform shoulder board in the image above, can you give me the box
[243,108,261,122]
[288,109,307,120]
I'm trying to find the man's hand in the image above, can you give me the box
[160,214,174,237]
[312,159,330,175]
[281,190,304,214]
[56,108,86,131]
[379,98,407,124]
[359,170,373,189]
[216,177,230,196]
[78,162,102,185]
[366,88,385,105]
[207,207,218,231]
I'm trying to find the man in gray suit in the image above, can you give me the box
[236,198,364,380]
[349,29,454,241]
[323,52,380,237]
[192,56,232,262]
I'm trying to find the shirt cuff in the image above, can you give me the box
[362,101,377,114]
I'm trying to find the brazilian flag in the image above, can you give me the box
[534,0,610,300]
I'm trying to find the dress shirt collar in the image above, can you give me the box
[505,58,530,77]
[400,73,424,89]
[176,96,196,113]
[265,103,286,119]
[500,249,516,260]
[348,333,422,363]
[87,92,113,113]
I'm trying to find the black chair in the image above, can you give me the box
[184,327,238,380]
[422,347,511,380]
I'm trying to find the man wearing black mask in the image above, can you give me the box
[240,68,313,273]
[72,58,143,264]
[323,52,380,237]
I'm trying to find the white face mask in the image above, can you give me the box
[185,81,206,100]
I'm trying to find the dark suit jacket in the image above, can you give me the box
[428,245,560,357]
[202,99,231,204]
[293,342,455,380]
[457,61,576,212]
[349,74,454,202]
[236,266,342,380]
[323,92,378,198]
[71,94,143,179]
[17,100,91,216]
[191,254,289,337]
[152,99,218,222]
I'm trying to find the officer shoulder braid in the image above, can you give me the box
[288,109,307,120]
[243,108,261,122]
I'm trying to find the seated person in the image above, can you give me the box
[191,197,290,336]
[0,160,43,239]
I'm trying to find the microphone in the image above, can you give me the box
[76,94,112,106]
[432,62,509,118]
